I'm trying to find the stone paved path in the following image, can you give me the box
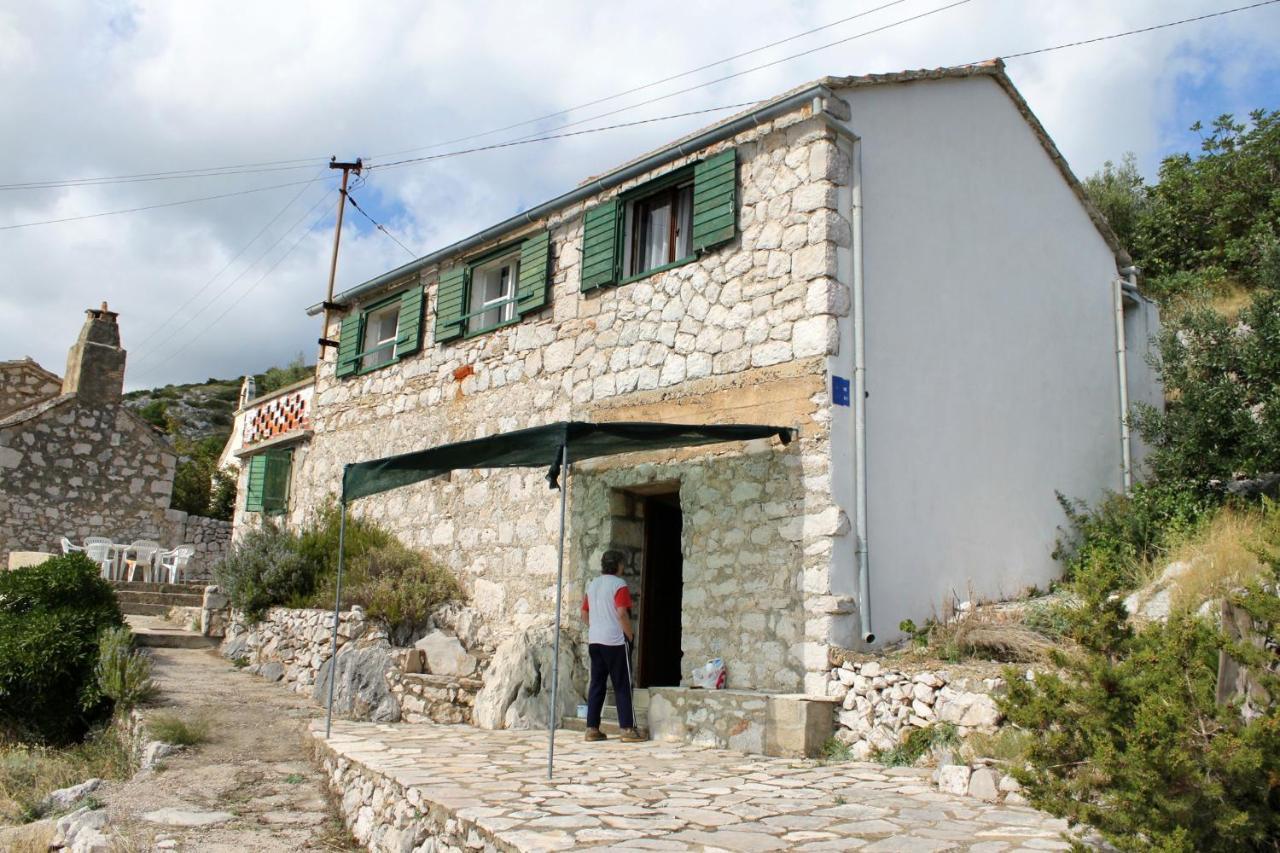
[99,646,358,851]
[316,719,1075,851]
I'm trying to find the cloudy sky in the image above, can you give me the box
[2,0,1277,390]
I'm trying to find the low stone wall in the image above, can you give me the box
[221,606,381,694]
[172,513,231,581]
[387,649,482,725]
[647,687,835,757]
[826,659,1005,760]
[312,734,489,852]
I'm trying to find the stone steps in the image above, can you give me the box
[111,580,206,616]
[111,580,206,596]
[115,590,204,607]
[126,615,217,649]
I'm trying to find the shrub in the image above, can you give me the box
[0,554,123,744]
[95,627,156,711]
[146,713,210,747]
[213,523,316,621]
[317,543,462,644]
[874,723,958,767]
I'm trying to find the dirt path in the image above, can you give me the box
[97,647,357,852]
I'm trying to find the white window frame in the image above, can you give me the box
[360,302,400,371]
[466,252,520,334]
[622,179,694,279]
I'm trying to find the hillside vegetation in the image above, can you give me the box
[996,109,1280,850]
[122,357,313,520]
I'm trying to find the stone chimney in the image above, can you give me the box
[238,375,256,408]
[62,302,126,404]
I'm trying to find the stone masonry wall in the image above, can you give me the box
[0,399,178,566]
[173,513,231,581]
[276,108,853,695]
[0,358,61,420]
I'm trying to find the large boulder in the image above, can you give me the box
[416,630,477,677]
[313,642,400,722]
[473,624,586,730]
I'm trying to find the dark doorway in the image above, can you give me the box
[637,492,683,687]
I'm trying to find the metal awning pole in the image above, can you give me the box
[547,442,569,780]
[324,499,348,738]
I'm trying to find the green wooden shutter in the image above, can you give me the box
[262,451,292,514]
[692,148,737,252]
[244,454,267,512]
[580,199,620,291]
[335,312,363,378]
[394,287,425,358]
[434,264,468,343]
[516,231,552,314]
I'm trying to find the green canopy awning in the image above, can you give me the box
[341,420,794,503]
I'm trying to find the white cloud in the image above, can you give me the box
[1,0,1276,388]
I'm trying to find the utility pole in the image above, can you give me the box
[317,157,363,356]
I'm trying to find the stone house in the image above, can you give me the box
[232,62,1160,701]
[0,304,231,576]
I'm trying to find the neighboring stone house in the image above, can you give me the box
[0,304,231,576]
[232,62,1160,700]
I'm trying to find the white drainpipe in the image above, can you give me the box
[1114,268,1135,494]
[821,113,874,644]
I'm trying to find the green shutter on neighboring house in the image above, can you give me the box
[434,264,468,342]
[262,451,292,514]
[691,148,737,252]
[394,287,425,358]
[335,312,363,378]
[580,199,620,291]
[244,454,267,512]
[516,230,552,314]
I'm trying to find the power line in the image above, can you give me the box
[0,177,322,231]
[143,201,338,374]
[345,191,417,258]
[0,0,915,192]
[369,103,755,171]
[1,104,750,232]
[138,169,329,350]
[366,0,916,161]
[996,0,1280,61]
[131,182,336,366]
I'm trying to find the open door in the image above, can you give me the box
[637,492,683,687]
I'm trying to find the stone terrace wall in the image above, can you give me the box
[172,513,231,581]
[288,109,852,694]
[0,358,61,419]
[826,659,1006,761]
[0,399,178,567]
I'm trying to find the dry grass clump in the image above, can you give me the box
[146,714,210,748]
[928,608,1058,663]
[0,727,131,823]
[962,727,1035,766]
[1162,507,1273,612]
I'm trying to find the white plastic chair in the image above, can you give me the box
[83,538,114,579]
[157,546,195,584]
[123,540,162,582]
[60,537,84,555]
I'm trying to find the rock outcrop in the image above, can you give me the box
[473,623,586,730]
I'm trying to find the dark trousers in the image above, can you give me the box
[587,642,633,729]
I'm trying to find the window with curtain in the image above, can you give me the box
[625,182,694,278]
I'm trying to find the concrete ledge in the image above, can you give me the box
[647,687,835,757]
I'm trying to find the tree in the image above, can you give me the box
[1082,152,1147,256]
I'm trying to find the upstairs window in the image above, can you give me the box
[581,147,737,292]
[335,287,424,378]
[244,449,292,515]
[626,182,694,277]
[360,302,401,371]
[467,252,520,334]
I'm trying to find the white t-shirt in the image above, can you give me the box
[582,574,633,646]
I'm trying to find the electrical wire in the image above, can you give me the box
[345,191,418,258]
[994,0,1280,62]
[141,201,338,374]
[0,0,915,192]
[130,182,336,366]
[0,177,323,231]
[138,168,329,350]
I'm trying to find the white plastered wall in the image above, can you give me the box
[835,75,1131,641]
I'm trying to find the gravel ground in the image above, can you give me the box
[98,646,358,852]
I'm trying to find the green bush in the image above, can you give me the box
[215,501,462,638]
[95,627,156,710]
[874,723,958,767]
[1132,281,1280,489]
[213,523,316,621]
[317,543,462,645]
[0,554,124,744]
